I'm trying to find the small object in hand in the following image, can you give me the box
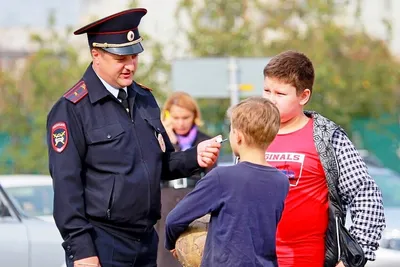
[164,110,170,120]
[215,137,228,144]
[219,138,228,144]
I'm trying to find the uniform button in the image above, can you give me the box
[67,246,71,251]
[106,134,111,139]
[157,128,161,131]
[69,255,74,259]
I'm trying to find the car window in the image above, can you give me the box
[371,171,400,207]
[4,185,54,217]
[0,199,11,217]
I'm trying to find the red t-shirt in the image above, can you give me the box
[266,118,328,267]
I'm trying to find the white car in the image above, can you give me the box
[0,177,65,267]
[0,175,54,222]
[365,166,400,266]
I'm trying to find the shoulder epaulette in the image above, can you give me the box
[136,81,152,91]
[63,80,88,104]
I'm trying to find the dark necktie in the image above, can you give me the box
[117,89,129,114]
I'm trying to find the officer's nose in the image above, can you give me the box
[124,55,137,71]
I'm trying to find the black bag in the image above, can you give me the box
[339,220,366,266]
[324,182,366,267]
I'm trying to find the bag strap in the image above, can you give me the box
[322,134,345,219]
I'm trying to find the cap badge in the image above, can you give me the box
[127,31,135,41]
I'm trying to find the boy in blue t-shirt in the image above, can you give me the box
[165,97,289,267]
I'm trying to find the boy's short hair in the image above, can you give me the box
[229,97,280,149]
[263,50,315,95]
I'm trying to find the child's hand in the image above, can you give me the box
[170,249,178,259]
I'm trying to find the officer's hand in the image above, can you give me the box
[197,135,222,167]
[336,261,345,267]
[74,256,101,267]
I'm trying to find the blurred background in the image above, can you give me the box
[0,0,399,266]
[0,0,399,172]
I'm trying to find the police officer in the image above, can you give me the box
[46,8,221,267]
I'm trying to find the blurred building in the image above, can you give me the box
[0,27,35,72]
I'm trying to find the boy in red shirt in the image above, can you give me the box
[262,51,385,267]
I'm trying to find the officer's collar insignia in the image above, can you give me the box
[64,80,88,104]
[51,122,68,153]
[135,81,152,91]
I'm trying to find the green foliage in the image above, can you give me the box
[0,72,18,171]
[175,0,261,57]
[128,0,171,103]
[176,0,400,135]
[0,16,86,174]
[134,32,171,103]
[1,1,399,173]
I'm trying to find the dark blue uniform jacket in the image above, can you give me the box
[47,65,200,261]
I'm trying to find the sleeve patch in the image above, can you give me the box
[51,122,68,153]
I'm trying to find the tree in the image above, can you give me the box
[0,12,87,174]
[128,0,172,103]
[133,32,171,103]
[0,71,18,172]
[174,0,262,151]
[255,0,400,129]
[175,0,400,135]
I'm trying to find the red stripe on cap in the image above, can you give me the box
[87,27,138,35]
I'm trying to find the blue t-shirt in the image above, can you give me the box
[165,161,289,267]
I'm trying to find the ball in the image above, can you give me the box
[175,214,210,267]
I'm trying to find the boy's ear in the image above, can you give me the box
[299,89,311,106]
[235,129,243,145]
